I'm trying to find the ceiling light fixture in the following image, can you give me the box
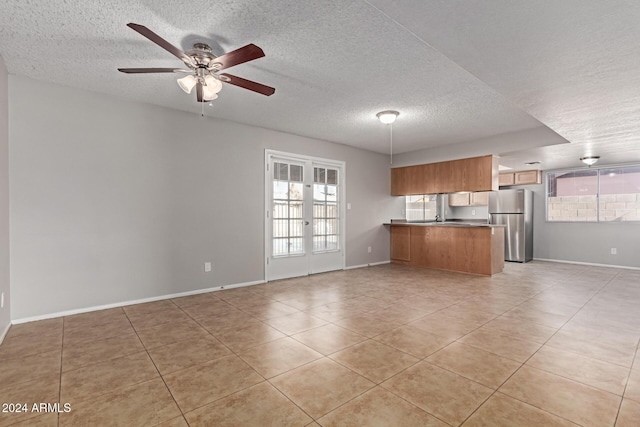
[377,110,399,125]
[177,75,197,93]
[580,156,600,166]
[377,110,399,164]
[177,70,223,101]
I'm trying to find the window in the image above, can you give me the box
[546,165,640,222]
[272,162,304,256]
[313,167,339,252]
[405,195,438,221]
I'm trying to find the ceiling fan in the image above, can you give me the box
[118,23,275,102]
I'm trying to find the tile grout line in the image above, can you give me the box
[121,305,190,426]
[57,317,65,427]
[175,295,330,423]
[457,268,624,426]
[613,320,640,426]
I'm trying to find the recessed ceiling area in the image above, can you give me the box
[1,0,638,170]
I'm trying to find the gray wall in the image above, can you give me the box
[0,56,10,338]
[9,76,401,320]
[525,183,640,268]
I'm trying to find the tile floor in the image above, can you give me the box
[0,261,639,426]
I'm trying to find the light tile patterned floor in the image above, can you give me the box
[0,261,639,426]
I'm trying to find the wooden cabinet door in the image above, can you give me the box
[435,160,455,193]
[499,173,515,186]
[390,226,411,261]
[415,163,435,195]
[391,167,409,196]
[515,170,541,185]
[470,192,489,206]
[448,193,471,206]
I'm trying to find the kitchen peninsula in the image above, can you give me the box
[388,222,505,276]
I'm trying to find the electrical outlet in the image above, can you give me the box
[204,262,212,272]
[611,248,617,255]
[367,246,372,253]
[472,209,476,216]
[1,292,4,309]
[347,203,352,210]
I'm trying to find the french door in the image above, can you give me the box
[265,150,345,281]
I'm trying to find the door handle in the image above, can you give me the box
[305,221,310,225]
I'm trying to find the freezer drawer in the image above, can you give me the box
[491,214,529,262]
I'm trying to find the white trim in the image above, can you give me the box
[344,260,391,270]
[11,279,265,325]
[0,322,10,345]
[345,264,368,270]
[533,258,640,271]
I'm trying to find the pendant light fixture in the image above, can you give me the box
[377,110,399,164]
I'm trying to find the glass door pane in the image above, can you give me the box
[272,162,305,256]
[312,166,340,253]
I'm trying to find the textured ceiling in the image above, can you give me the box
[0,0,638,170]
[368,0,640,170]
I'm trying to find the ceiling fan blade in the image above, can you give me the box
[212,44,265,71]
[118,68,191,74]
[220,73,275,96]
[126,23,193,66]
[196,82,204,102]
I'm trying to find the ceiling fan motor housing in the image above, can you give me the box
[186,43,222,69]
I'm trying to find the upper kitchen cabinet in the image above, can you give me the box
[391,155,498,195]
[447,191,490,206]
[499,172,516,186]
[391,160,435,195]
[499,170,542,187]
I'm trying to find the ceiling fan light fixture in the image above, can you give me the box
[202,91,219,102]
[203,74,223,94]
[177,75,197,94]
[580,156,600,166]
[376,110,399,125]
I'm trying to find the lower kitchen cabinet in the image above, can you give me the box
[390,225,411,261]
[390,225,504,275]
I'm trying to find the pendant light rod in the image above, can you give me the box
[390,123,393,164]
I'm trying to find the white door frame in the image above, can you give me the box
[264,149,346,282]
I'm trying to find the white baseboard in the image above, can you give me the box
[534,258,640,271]
[0,322,10,345]
[11,279,266,325]
[345,260,391,270]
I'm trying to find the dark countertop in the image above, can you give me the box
[384,220,505,228]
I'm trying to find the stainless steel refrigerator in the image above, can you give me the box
[489,189,533,262]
